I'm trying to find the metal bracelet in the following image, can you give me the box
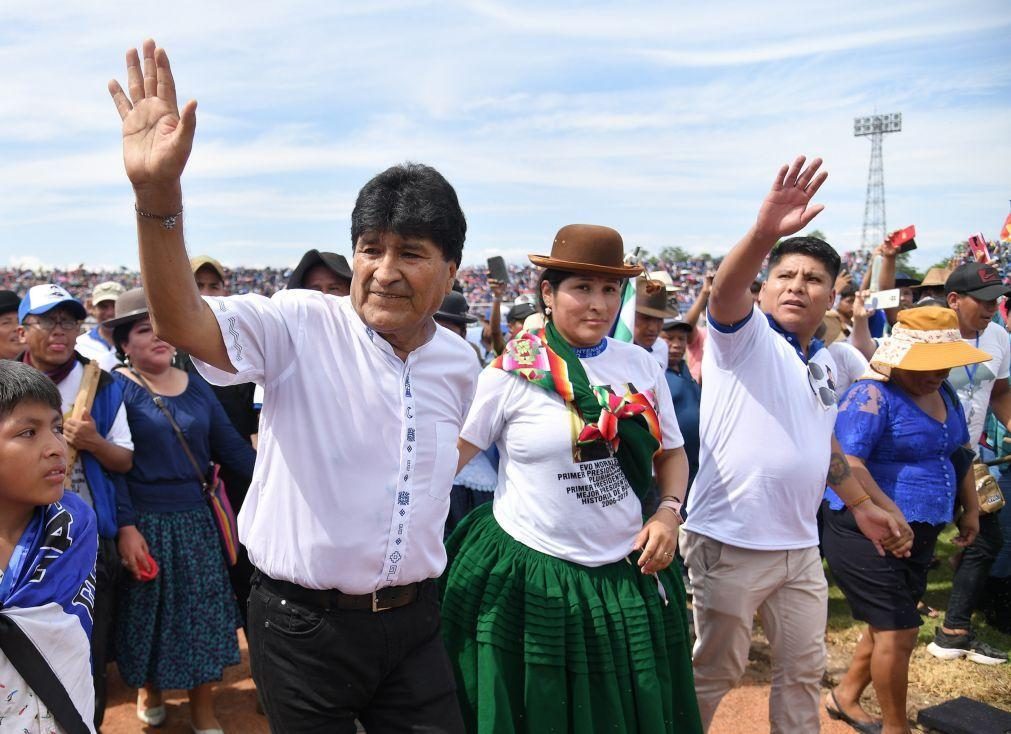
[135,203,183,230]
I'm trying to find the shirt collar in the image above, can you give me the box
[765,313,824,364]
[351,302,438,363]
[89,326,110,349]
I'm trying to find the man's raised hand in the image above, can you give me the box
[108,39,195,202]
[754,156,828,241]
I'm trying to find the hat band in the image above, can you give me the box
[888,325,962,345]
[867,325,964,378]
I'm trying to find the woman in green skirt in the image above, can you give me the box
[443,224,702,733]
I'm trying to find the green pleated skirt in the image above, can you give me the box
[440,503,702,734]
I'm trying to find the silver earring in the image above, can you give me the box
[545,306,552,315]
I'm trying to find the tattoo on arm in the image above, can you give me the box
[827,452,852,486]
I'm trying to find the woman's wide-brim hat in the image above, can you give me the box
[863,305,991,380]
[529,224,643,278]
[102,287,150,328]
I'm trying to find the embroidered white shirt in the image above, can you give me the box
[192,291,477,593]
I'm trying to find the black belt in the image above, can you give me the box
[253,570,427,613]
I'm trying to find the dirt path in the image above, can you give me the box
[100,634,852,733]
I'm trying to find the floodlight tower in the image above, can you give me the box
[854,112,902,250]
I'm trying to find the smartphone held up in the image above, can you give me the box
[487,255,509,284]
[888,225,917,254]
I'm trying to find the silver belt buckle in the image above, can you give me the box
[371,590,394,612]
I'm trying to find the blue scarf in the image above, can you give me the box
[0,493,98,729]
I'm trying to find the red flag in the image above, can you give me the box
[1001,211,1011,242]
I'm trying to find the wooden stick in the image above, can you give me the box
[64,361,102,488]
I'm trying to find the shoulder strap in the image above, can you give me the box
[127,367,209,490]
[0,615,91,734]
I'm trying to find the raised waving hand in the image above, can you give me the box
[108,39,195,197]
[709,155,829,325]
[754,155,828,240]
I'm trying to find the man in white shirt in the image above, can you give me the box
[74,281,125,371]
[681,156,909,732]
[926,263,1011,665]
[109,40,472,732]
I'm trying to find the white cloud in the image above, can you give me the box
[1,0,1008,270]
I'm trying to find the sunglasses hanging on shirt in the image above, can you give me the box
[807,360,838,410]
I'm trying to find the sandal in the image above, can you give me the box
[825,690,882,733]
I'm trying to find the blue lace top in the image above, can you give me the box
[826,379,969,524]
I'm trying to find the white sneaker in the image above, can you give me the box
[136,703,166,726]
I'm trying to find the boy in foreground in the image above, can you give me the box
[0,360,99,733]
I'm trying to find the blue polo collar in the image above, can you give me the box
[765,314,824,364]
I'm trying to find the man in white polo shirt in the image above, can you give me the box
[681,156,910,733]
[109,40,473,732]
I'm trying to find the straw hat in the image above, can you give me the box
[529,224,642,278]
[821,311,845,345]
[864,306,990,380]
[913,266,953,290]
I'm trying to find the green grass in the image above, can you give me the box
[825,525,1011,710]
[826,525,1011,647]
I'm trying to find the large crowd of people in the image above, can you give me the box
[1,38,1010,734]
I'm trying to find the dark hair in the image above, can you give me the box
[112,320,144,360]
[536,268,579,312]
[913,296,948,309]
[749,280,762,294]
[350,162,467,266]
[0,360,62,421]
[840,284,858,299]
[767,236,841,281]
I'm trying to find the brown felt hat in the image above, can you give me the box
[635,277,679,319]
[913,266,953,289]
[102,287,150,328]
[528,224,643,278]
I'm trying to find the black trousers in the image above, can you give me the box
[247,571,464,734]
[944,512,1005,631]
[93,537,119,728]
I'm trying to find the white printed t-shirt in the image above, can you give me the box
[460,338,683,566]
[57,360,133,507]
[192,291,477,594]
[684,306,839,550]
[946,321,1011,446]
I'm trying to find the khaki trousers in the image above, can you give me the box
[682,531,827,734]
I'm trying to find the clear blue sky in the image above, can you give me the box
[1,0,1008,272]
